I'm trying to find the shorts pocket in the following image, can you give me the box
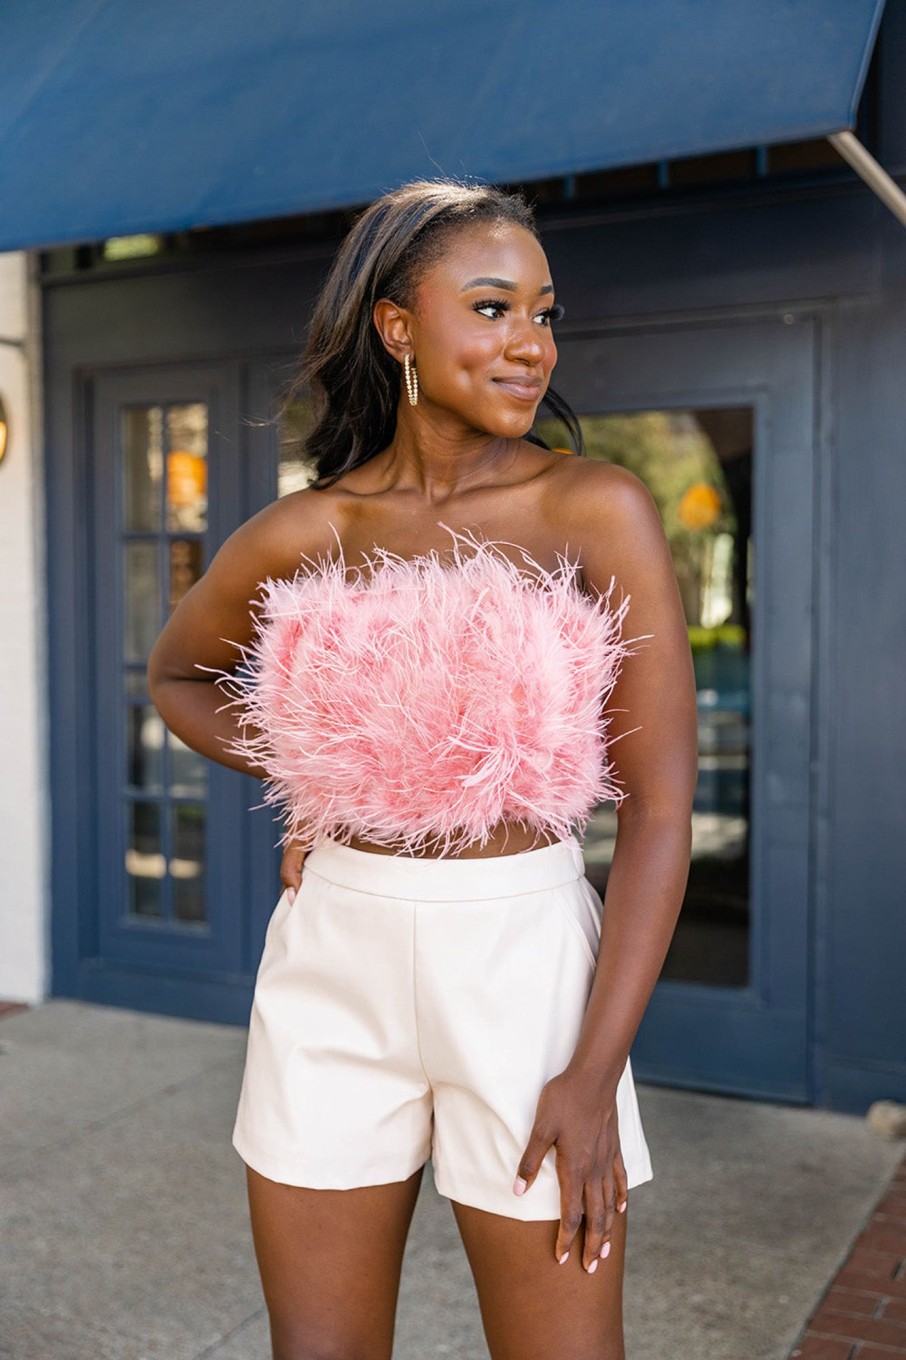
[553,878,602,972]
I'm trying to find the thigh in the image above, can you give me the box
[246,1163,425,1360]
[451,1200,627,1360]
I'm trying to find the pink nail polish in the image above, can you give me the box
[587,1259,598,1274]
[287,887,296,905]
[513,1176,527,1196]
[558,1251,569,1265]
[600,1240,611,1259]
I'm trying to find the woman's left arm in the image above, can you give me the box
[515,462,699,1269]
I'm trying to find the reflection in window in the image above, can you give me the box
[166,405,208,533]
[169,538,204,613]
[537,407,753,988]
[125,801,164,918]
[120,401,209,927]
[278,398,317,497]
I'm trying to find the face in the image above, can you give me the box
[382,221,560,441]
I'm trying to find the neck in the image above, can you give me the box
[379,405,517,504]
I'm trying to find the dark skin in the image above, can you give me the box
[148,221,698,1360]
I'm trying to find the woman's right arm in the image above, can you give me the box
[147,494,319,777]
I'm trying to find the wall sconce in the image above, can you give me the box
[0,395,8,465]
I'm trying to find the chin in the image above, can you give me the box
[480,411,539,441]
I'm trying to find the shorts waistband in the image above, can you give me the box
[302,834,586,901]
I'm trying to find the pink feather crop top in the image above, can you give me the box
[210,523,635,857]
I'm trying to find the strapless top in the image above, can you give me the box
[210,522,637,857]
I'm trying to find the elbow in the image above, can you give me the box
[146,639,183,721]
[617,787,694,839]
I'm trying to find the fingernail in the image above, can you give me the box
[600,1240,611,1259]
[618,1200,627,1213]
[512,1176,527,1196]
[286,887,296,905]
[558,1251,569,1265]
[587,1259,598,1274]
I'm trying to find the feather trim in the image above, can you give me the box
[204,522,643,857]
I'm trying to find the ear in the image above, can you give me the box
[373,297,413,363]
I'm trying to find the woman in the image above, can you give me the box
[148,179,698,1360]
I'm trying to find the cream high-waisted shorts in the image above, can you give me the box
[232,833,653,1221]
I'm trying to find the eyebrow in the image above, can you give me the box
[461,276,554,296]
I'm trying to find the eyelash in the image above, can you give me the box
[473,298,565,325]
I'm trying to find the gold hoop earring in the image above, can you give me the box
[403,353,419,407]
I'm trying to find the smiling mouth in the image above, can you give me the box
[493,378,544,402]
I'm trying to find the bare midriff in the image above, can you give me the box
[346,819,560,858]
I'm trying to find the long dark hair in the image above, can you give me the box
[279,179,584,490]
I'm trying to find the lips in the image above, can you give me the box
[492,376,544,402]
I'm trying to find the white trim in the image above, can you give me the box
[0,251,49,1004]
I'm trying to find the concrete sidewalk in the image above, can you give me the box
[0,1001,901,1360]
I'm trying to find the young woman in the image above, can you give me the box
[148,179,698,1360]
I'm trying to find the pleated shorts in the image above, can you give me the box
[232,833,653,1221]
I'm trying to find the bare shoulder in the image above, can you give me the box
[547,456,662,571]
[220,485,346,580]
[552,452,654,510]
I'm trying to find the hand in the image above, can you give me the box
[279,838,309,905]
[513,1069,628,1271]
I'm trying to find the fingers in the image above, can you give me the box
[279,842,308,905]
[555,1173,585,1267]
[513,1122,554,1200]
[582,1179,608,1272]
[615,1148,629,1215]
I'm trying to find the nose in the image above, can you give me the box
[505,315,546,364]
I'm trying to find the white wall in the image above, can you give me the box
[0,252,48,1003]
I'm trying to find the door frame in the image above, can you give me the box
[553,314,817,1102]
[50,359,269,1022]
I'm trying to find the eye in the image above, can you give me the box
[535,303,565,327]
[473,298,509,320]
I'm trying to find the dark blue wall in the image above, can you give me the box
[822,278,906,1108]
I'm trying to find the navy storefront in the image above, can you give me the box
[4,0,903,1112]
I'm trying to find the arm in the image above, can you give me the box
[147,493,324,777]
[515,461,699,1269]
[566,463,698,1092]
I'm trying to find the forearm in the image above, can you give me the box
[565,801,692,1093]
[149,677,269,779]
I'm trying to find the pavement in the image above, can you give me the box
[0,999,902,1360]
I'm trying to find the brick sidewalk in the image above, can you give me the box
[790,1155,906,1359]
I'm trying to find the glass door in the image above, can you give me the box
[549,318,816,1101]
[91,367,249,985]
[537,406,754,990]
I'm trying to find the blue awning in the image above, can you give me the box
[0,0,888,252]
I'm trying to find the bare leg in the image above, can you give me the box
[452,1200,628,1360]
[246,1163,425,1360]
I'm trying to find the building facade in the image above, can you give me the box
[0,1,902,1113]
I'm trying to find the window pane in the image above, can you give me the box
[168,537,204,614]
[169,733,208,799]
[537,406,753,988]
[126,704,164,793]
[125,800,164,918]
[166,404,208,533]
[278,397,317,497]
[124,541,160,663]
[124,668,148,699]
[171,804,206,923]
[123,406,163,532]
